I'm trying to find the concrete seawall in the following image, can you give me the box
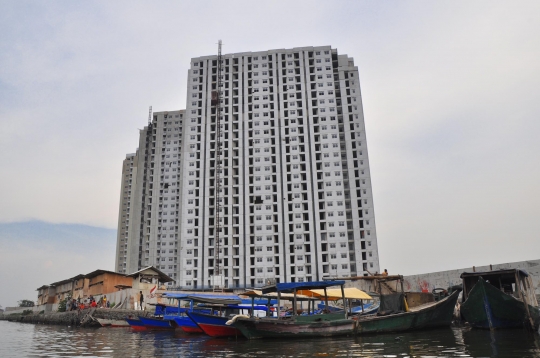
[0,308,152,327]
[402,259,540,296]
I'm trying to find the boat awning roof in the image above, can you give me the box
[241,290,317,301]
[460,269,529,279]
[298,287,373,301]
[162,292,242,305]
[262,280,345,294]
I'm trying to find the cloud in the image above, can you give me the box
[0,1,539,279]
[0,221,116,307]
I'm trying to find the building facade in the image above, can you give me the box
[115,110,186,277]
[116,46,380,289]
[115,152,137,273]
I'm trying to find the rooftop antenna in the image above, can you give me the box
[212,39,223,291]
[148,106,152,125]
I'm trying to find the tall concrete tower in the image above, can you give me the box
[116,46,380,289]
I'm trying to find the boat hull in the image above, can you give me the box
[232,312,354,339]
[171,316,203,333]
[126,318,147,330]
[461,277,540,330]
[180,325,204,333]
[187,311,241,337]
[138,316,174,330]
[96,318,130,327]
[354,290,460,334]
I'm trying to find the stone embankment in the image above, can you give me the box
[0,308,152,327]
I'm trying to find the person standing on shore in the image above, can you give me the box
[139,291,144,311]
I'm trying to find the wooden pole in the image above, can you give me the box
[324,288,329,311]
[341,284,347,319]
[517,273,534,330]
[277,291,281,318]
[293,288,297,316]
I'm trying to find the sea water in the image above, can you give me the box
[1,320,539,357]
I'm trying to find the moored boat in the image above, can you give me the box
[137,315,175,330]
[354,290,460,334]
[187,303,269,337]
[230,280,358,339]
[460,269,540,330]
[162,293,244,335]
[95,318,131,327]
[125,317,147,330]
[187,310,242,337]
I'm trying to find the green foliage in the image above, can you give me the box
[39,310,44,314]
[57,294,72,312]
[22,309,33,315]
[109,302,115,308]
[18,300,35,307]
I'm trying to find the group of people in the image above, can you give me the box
[65,295,110,311]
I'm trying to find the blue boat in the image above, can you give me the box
[125,317,145,329]
[162,293,244,334]
[187,310,242,337]
[138,315,174,330]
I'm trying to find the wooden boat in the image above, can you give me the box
[354,290,460,334]
[170,314,204,333]
[230,280,359,339]
[187,304,269,337]
[125,317,147,330]
[95,318,130,327]
[187,310,242,337]
[162,292,247,336]
[137,315,175,330]
[460,269,540,330]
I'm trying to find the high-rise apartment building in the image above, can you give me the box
[115,110,186,276]
[115,152,138,273]
[116,46,380,288]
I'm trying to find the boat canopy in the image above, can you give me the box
[241,289,317,301]
[262,280,345,294]
[460,269,529,278]
[224,304,269,311]
[299,287,372,301]
[162,292,242,305]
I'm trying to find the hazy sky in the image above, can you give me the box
[1,0,539,292]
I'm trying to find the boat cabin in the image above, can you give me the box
[460,269,538,306]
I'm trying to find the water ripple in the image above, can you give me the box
[1,321,540,357]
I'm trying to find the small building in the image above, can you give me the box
[50,274,85,304]
[85,269,133,297]
[36,285,55,306]
[127,266,175,291]
[34,266,176,311]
